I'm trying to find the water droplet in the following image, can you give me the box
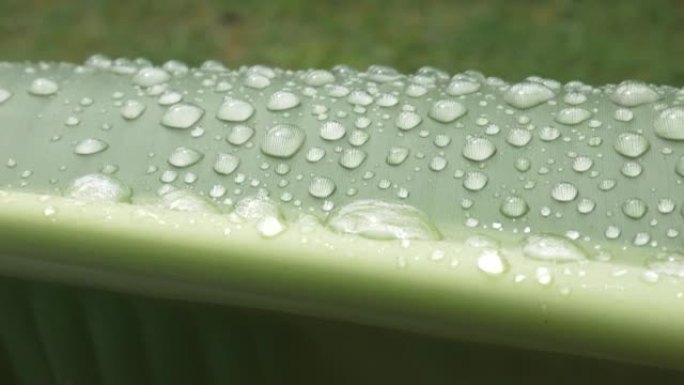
[428,100,467,123]
[235,196,287,238]
[572,156,593,173]
[376,93,399,107]
[347,90,373,106]
[327,199,441,240]
[446,79,480,96]
[306,147,326,162]
[614,133,649,158]
[320,121,346,141]
[120,99,146,120]
[213,153,240,175]
[133,67,170,87]
[550,182,578,202]
[0,88,13,104]
[500,195,529,218]
[477,249,508,276]
[521,234,586,262]
[261,124,306,158]
[599,179,617,191]
[158,90,183,105]
[29,78,59,95]
[463,171,488,191]
[539,126,560,141]
[434,134,451,148]
[159,188,218,213]
[74,138,108,155]
[506,128,532,147]
[620,161,642,178]
[167,146,203,168]
[621,198,648,219]
[386,147,410,166]
[576,198,596,214]
[647,254,684,278]
[641,270,660,283]
[161,103,204,129]
[610,81,659,107]
[348,130,370,146]
[395,111,422,130]
[633,232,651,246]
[563,92,587,105]
[217,97,255,122]
[429,156,448,172]
[66,174,131,203]
[267,90,300,111]
[555,107,591,125]
[535,267,553,286]
[514,157,531,172]
[614,108,634,122]
[244,73,270,89]
[304,70,335,86]
[340,148,367,169]
[462,136,496,162]
[653,107,684,141]
[226,125,254,146]
[504,82,555,109]
[309,176,336,198]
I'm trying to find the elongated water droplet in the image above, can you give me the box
[261,124,306,158]
[226,125,254,146]
[161,103,204,129]
[309,176,336,198]
[29,78,59,96]
[462,136,496,162]
[429,100,467,123]
[168,146,203,168]
[555,107,591,125]
[133,67,170,87]
[610,81,659,107]
[614,133,649,158]
[66,174,131,202]
[213,153,240,175]
[74,138,108,155]
[320,121,346,140]
[217,98,255,122]
[521,234,586,262]
[327,199,441,240]
[504,82,554,109]
[267,90,300,111]
[653,107,684,141]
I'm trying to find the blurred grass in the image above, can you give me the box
[0,0,682,84]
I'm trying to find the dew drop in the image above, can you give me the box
[504,82,555,109]
[576,198,596,214]
[521,234,586,262]
[120,99,146,120]
[261,124,306,158]
[395,111,422,130]
[657,198,675,214]
[66,174,131,203]
[132,67,170,87]
[235,195,287,238]
[621,198,648,219]
[614,133,649,158]
[605,225,621,239]
[620,161,642,178]
[539,126,560,142]
[386,147,410,166]
[477,249,508,276]
[217,98,255,122]
[429,156,448,172]
[506,128,532,147]
[309,176,336,198]
[167,146,203,168]
[29,78,59,96]
[610,81,659,107]
[653,107,684,141]
[0,88,12,104]
[320,121,347,141]
[304,70,335,86]
[226,125,254,146]
[161,103,204,129]
[555,107,591,125]
[213,153,240,175]
[462,136,496,162]
[327,199,441,240]
[159,188,218,213]
[551,182,578,202]
[572,156,593,173]
[614,108,634,122]
[499,195,529,218]
[74,138,108,155]
[446,79,480,96]
[306,147,326,163]
[340,148,367,169]
[428,100,467,123]
[267,90,300,111]
[463,171,488,191]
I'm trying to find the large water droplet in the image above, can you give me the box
[462,136,496,162]
[551,182,578,202]
[320,121,347,141]
[395,111,422,130]
[572,156,593,173]
[428,100,467,123]
[653,107,684,141]
[133,67,170,87]
[261,124,306,158]
[226,125,254,146]
[500,195,529,218]
[217,98,255,122]
[161,103,204,129]
[614,133,649,158]
[74,138,108,155]
[446,78,480,96]
[29,78,59,96]
[120,99,146,120]
[168,146,204,168]
[463,171,488,191]
[610,81,659,107]
[309,176,336,198]
[506,128,532,147]
[340,148,367,169]
[213,153,240,175]
[521,234,586,262]
[267,90,300,111]
[555,107,591,125]
[327,199,441,240]
[304,70,335,86]
[504,82,554,109]
[66,174,131,203]
[621,198,648,219]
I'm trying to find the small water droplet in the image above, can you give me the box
[463,171,488,191]
[555,107,591,125]
[657,198,675,214]
[0,88,12,104]
[340,148,367,169]
[132,67,170,87]
[506,128,532,147]
[539,126,560,142]
[572,156,593,173]
[620,161,643,178]
[500,195,529,218]
[306,147,326,163]
[446,78,480,96]
[395,111,422,130]
[605,225,621,239]
[576,198,596,214]
[614,108,634,122]
[226,125,254,146]
[304,70,335,86]
[535,267,553,286]
[477,249,508,276]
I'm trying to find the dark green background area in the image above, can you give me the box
[0,0,682,85]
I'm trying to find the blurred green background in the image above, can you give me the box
[0,0,682,85]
